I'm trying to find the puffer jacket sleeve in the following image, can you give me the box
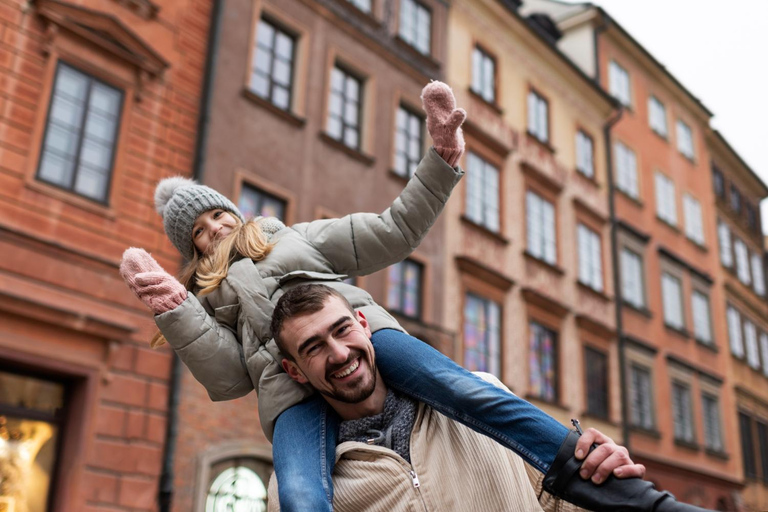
[293,147,464,276]
[154,292,253,401]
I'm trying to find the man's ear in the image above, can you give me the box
[356,310,372,338]
[281,359,308,384]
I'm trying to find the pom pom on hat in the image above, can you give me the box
[154,176,196,216]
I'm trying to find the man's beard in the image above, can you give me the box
[319,358,378,404]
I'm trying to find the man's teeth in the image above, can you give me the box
[333,359,359,379]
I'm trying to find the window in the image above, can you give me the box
[727,305,744,358]
[691,290,712,344]
[712,165,725,199]
[648,96,667,137]
[746,203,759,233]
[465,152,500,232]
[759,422,768,484]
[205,458,272,512]
[578,224,603,291]
[683,194,704,245]
[751,252,766,296]
[0,370,66,512]
[760,332,768,378]
[527,90,549,143]
[251,19,295,110]
[526,191,557,265]
[630,364,654,429]
[614,142,638,198]
[394,106,423,178]
[718,220,732,268]
[676,120,694,159]
[730,185,742,214]
[399,0,431,54]
[672,381,695,443]
[744,320,760,370]
[346,0,371,12]
[463,293,501,376]
[327,66,362,150]
[471,46,495,103]
[386,259,423,318]
[734,238,751,285]
[576,130,594,178]
[529,322,558,402]
[740,412,757,479]
[36,62,123,203]
[608,60,631,106]
[239,183,286,221]
[655,172,677,226]
[661,272,684,330]
[702,394,723,452]
[621,248,645,308]
[584,347,608,419]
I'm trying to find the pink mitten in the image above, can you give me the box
[120,248,187,315]
[421,81,467,167]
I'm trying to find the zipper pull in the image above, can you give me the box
[410,470,420,488]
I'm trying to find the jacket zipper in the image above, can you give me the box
[410,470,420,488]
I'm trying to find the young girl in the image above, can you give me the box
[120,82,668,512]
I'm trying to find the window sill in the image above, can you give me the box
[651,129,669,143]
[685,236,708,253]
[26,179,117,219]
[673,438,700,452]
[655,215,681,234]
[704,448,729,461]
[460,215,510,245]
[319,132,375,166]
[695,338,718,353]
[525,131,556,155]
[242,89,306,127]
[629,426,661,439]
[664,324,691,340]
[523,251,565,275]
[678,151,696,164]
[577,281,611,302]
[575,168,600,188]
[616,189,643,208]
[622,301,652,318]
[467,88,504,116]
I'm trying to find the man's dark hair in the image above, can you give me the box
[271,284,355,361]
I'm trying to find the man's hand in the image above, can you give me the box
[575,428,646,484]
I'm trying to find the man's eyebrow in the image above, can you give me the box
[297,316,352,356]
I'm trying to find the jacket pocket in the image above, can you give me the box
[213,304,240,327]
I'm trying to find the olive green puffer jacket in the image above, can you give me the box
[155,148,464,440]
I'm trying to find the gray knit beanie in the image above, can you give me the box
[154,177,245,260]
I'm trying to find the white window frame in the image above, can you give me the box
[394,106,423,178]
[734,238,751,286]
[621,247,645,308]
[576,130,594,178]
[648,96,668,137]
[760,332,768,378]
[661,272,684,330]
[326,66,363,150]
[727,305,744,358]
[609,60,631,106]
[615,142,638,198]
[691,289,712,344]
[465,152,500,233]
[744,319,761,370]
[399,0,431,55]
[527,90,549,144]
[676,119,694,160]
[655,172,677,226]
[630,363,654,430]
[471,46,495,104]
[526,190,557,265]
[672,381,695,443]
[718,220,733,268]
[683,194,704,245]
[701,393,723,452]
[751,252,766,296]
[578,224,603,291]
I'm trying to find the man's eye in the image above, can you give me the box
[337,325,349,335]
[306,344,319,354]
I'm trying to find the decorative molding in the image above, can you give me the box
[657,246,713,285]
[520,161,564,193]
[573,196,608,224]
[666,354,723,384]
[575,313,615,339]
[461,117,515,157]
[521,287,569,317]
[455,256,514,291]
[617,220,651,243]
[623,335,658,355]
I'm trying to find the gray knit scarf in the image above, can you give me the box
[338,390,417,463]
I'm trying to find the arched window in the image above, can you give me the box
[205,457,272,512]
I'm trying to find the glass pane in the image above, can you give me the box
[396,108,407,130]
[56,65,89,101]
[206,466,267,512]
[343,101,358,126]
[38,150,75,187]
[254,48,272,74]
[326,116,342,139]
[89,83,121,115]
[74,165,108,201]
[256,20,275,49]
[345,76,359,101]
[261,196,286,220]
[79,138,112,170]
[0,372,64,414]
[275,32,293,60]
[272,86,289,110]
[387,264,403,311]
[84,112,117,143]
[44,124,80,158]
[49,96,84,129]
[331,68,344,93]
[272,59,291,86]
[328,92,343,117]
[251,73,269,98]
[343,127,358,149]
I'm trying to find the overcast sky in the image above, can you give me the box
[560,0,768,234]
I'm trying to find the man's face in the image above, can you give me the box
[280,296,378,406]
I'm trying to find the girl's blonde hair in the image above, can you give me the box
[150,217,275,348]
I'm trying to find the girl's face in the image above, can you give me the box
[192,209,238,255]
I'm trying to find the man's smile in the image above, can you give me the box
[330,357,361,380]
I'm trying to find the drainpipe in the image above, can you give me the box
[158,0,224,510]
[604,107,627,449]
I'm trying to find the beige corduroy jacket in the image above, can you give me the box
[267,374,590,512]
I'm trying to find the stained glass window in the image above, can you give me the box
[529,322,557,402]
[463,294,501,377]
[238,184,286,221]
[386,259,422,319]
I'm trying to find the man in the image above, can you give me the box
[268,284,711,512]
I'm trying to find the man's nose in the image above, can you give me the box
[327,339,350,364]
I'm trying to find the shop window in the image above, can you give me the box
[205,457,272,512]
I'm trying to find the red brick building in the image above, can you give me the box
[0,0,212,510]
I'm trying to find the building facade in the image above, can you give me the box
[169,0,454,510]
[0,0,212,510]
[524,1,746,508]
